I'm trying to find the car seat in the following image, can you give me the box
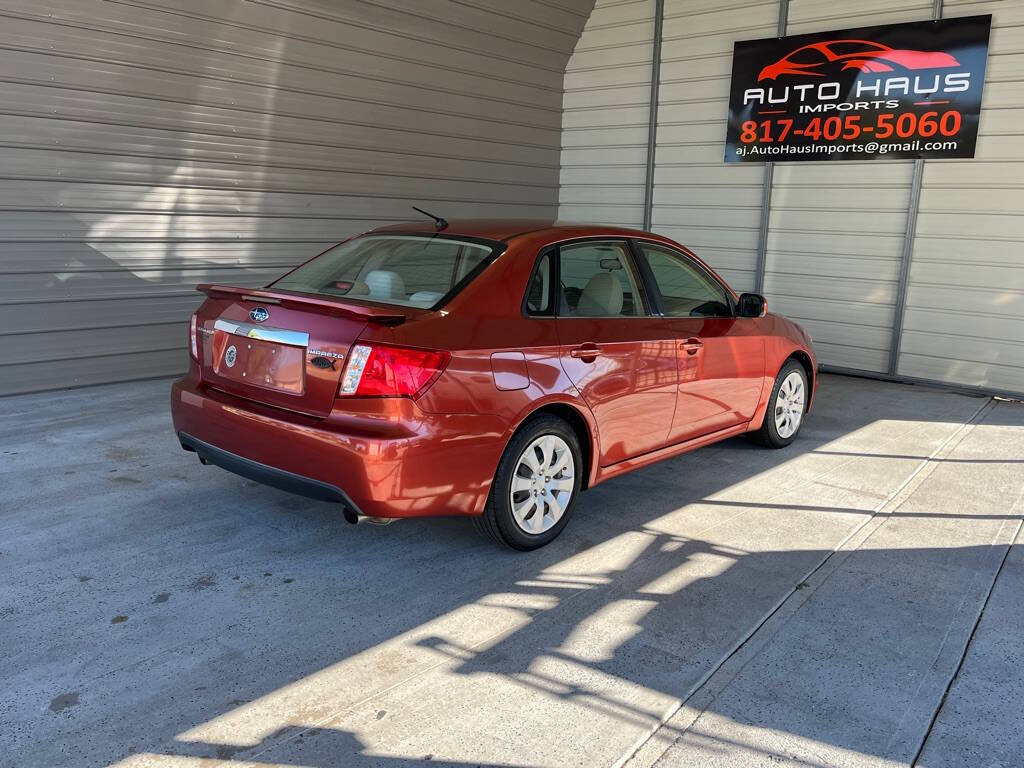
[575,272,623,316]
[365,270,406,300]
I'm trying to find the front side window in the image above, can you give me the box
[558,241,644,317]
[638,243,731,318]
[272,235,498,308]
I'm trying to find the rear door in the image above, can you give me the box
[553,240,678,466]
[632,241,764,444]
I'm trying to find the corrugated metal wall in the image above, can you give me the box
[559,0,655,228]
[652,0,777,292]
[0,0,594,395]
[899,0,1024,392]
[559,0,1024,396]
[4,0,1020,397]
[766,0,930,374]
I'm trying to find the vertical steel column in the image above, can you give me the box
[642,0,665,231]
[888,0,943,375]
[754,0,788,293]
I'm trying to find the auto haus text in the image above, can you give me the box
[742,72,972,113]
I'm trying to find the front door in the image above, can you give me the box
[554,240,678,466]
[633,241,765,445]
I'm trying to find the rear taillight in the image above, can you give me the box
[189,313,198,359]
[339,344,450,398]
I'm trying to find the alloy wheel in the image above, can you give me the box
[509,434,575,534]
[774,370,806,439]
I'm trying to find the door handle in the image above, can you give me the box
[680,338,704,355]
[569,344,601,361]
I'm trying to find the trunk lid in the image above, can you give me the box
[194,284,407,418]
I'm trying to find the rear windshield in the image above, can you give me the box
[271,235,500,308]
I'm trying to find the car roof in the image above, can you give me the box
[367,219,672,244]
[364,218,736,300]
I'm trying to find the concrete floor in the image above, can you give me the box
[1,374,1022,768]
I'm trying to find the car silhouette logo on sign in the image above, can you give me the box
[249,307,270,323]
[758,39,960,81]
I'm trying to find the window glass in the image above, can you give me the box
[787,46,822,64]
[639,244,731,318]
[272,235,495,308]
[525,251,554,315]
[829,41,888,55]
[558,241,644,317]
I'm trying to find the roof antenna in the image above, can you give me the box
[412,206,448,231]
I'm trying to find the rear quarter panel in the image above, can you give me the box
[354,236,603,488]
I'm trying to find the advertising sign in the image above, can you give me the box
[725,16,991,162]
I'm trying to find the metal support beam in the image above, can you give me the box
[753,0,788,294]
[754,164,773,294]
[889,159,924,375]
[642,0,664,231]
[888,0,943,375]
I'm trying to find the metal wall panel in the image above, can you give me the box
[557,0,1022,396]
[558,0,656,227]
[649,0,778,292]
[0,0,594,395]
[899,0,1024,393]
[761,0,931,374]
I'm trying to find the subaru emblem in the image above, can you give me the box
[249,306,270,323]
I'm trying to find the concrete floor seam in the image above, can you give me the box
[7,376,1020,767]
[620,396,996,768]
[219,397,998,768]
[909,494,1024,767]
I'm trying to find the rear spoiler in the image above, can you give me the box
[196,284,406,326]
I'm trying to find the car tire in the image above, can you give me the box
[752,360,808,449]
[474,415,583,550]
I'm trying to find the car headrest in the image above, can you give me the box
[365,270,406,299]
[409,290,444,306]
[576,272,623,316]
[347,281,369,296]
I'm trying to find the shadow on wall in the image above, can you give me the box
[2,8,329,394]
[6,0,590,395]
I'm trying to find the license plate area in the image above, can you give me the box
[212,319,309,395]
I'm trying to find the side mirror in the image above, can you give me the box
[737,292,766,318]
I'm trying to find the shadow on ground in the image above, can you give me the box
[2,374,1021,767]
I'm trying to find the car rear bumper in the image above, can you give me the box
[178,432,358,508]
[170,373,509,518]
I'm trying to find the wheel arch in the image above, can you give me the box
[787,350,815,411]
[750,348,816,431]
[511,401,596,490]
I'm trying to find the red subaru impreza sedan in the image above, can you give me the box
[172,219,816,549]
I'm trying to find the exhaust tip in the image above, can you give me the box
[343,508,361,525]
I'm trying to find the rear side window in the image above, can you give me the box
[272,235,498,308]
[525,251,554,315]
[788,46,823,64]
[558,241,645,317]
